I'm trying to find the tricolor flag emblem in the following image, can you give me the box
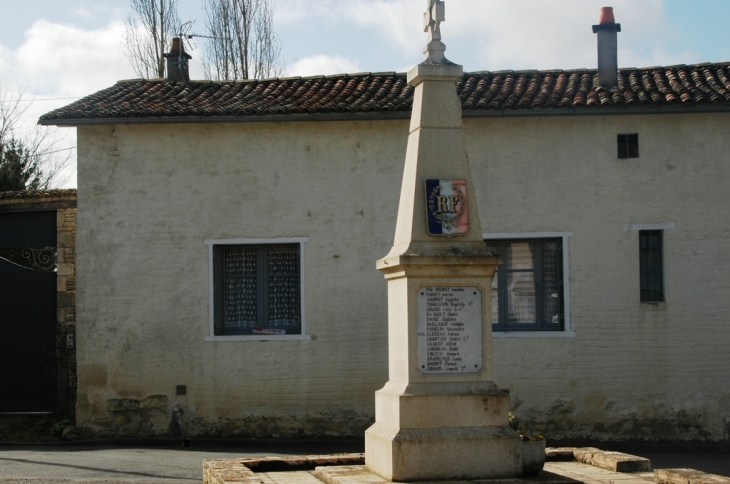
[425,179,469,236]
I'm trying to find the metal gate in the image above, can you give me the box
[0,211,57,413]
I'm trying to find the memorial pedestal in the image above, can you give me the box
[364,254,523,481]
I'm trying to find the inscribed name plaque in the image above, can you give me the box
[417,286,482,374]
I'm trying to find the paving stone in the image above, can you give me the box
[591,452,652,473]
[547,448,578,462]
[654,468,730,484]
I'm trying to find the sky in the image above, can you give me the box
[1,0,729,188]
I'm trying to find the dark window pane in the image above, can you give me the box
[543,242,559,270]
[225,248,257,275]
[267,247,299,274]
[267,247,301,330]
[506,242,534,270]
[507,271,536,324]
[628,133,639,157]
[639,230,663,302]
[543,270,560,324]
[491,270,499,325]
[268,276,300,328]
[618,134,629,159]
[224,277,258,328]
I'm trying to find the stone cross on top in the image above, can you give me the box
[422,0,450,64]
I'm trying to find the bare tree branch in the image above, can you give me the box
[124,0,182,78]
[202,0,284,81]
[0,86,71,191]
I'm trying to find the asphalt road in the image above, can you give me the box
[0,441,362,483]
[0,441,727,483]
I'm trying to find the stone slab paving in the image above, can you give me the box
[544,462,655,484]
[654,468,730,484]
[314,465,580,484]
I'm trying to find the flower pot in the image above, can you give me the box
[522,440,546,476]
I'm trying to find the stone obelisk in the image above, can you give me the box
[364,1,523,480]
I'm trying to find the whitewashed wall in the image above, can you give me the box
[75,112,730,441]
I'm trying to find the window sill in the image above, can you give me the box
[640,301,666,309]
[492,330,577,338]
[205,334,312,342]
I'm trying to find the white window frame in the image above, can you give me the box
[483,231,576,338]
[204,237,311,341]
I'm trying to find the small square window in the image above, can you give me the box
[618,133,639,159]
[213,244,301,335]
[639,230,664,302]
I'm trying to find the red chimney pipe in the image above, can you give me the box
[598,7,616,25]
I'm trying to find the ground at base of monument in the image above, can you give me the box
[315,465,586,484]
[204,450,659,484]
[212,463,654,484]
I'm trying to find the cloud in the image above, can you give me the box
[9,19,129,96]
[276,0,699,72]
[288,54,362,77]
[72,7,94,19]
[0,19,136,189]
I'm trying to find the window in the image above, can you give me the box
[212,243,302,335]
[617,133,639,159]
[486,239,564,331]
[639,230,664,302]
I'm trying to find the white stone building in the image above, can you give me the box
[40,40,730,442]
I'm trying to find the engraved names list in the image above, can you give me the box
[417,286,483,374]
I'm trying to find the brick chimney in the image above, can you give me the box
[592,7,621,89]
[163,38,192,82]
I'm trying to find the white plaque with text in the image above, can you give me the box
[417,286,483,374]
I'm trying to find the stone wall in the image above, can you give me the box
[56,207,77,416]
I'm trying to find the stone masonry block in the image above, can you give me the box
[546,447,577,461]
[58,292,75,308]
[655,469,730,484]
[57,276,67,292]
[57,230,75,247]
[57,262,74,276]
[573,447,602,465]
[586,450,651,473]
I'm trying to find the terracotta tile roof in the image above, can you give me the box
[39,62,730,124]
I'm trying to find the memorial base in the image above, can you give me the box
[365,382,523,481]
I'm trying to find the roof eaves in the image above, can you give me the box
[39,111,414,127]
